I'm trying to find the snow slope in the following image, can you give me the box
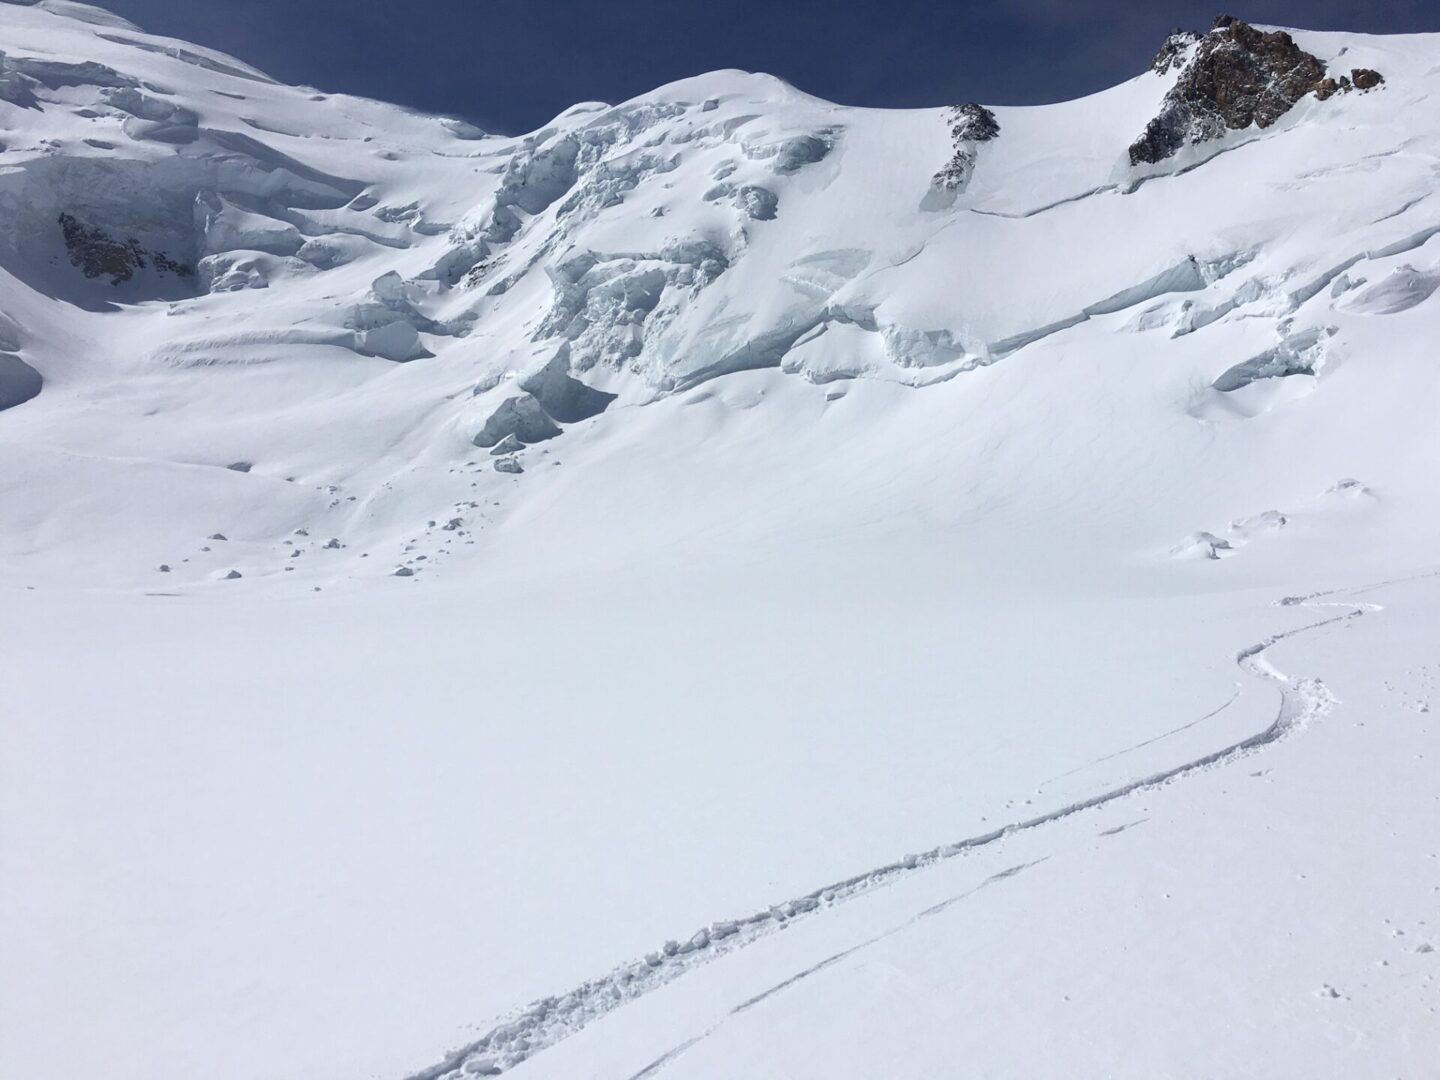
[1,4,1438,1079]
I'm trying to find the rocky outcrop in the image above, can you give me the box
[930,103,1000,197]
[948,103,999,143]
[1129,16,1338,166]
[1314,68,1386,100]
[1149,31,1201,75]
[57,212,192,285]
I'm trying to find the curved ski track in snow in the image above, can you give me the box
[405,586,1391,1080]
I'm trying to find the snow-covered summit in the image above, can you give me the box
[1129,15,1384,165]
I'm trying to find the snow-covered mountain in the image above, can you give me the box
[3,4,1438,1080]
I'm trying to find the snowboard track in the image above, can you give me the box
[404,580,1406,1080]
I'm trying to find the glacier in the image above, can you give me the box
[2,4,1439,1080]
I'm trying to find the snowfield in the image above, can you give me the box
[2,3,1438,1079]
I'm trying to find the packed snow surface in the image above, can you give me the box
[2,5,1438,1080]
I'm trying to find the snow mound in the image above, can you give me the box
[1338,264,1440,315]
[1171,531,1233,560]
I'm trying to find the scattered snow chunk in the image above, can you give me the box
[440,117,487,141]
[1172,532,1234,560]
[518,348,617,422]
[356,320,432,363]
[735,185,778,220]
[472,394,562,448]
[1327,478,1375,499]
[1339,265,1440,315]
[197,193,302,257]
[1228,510,1287,539]
[768,133,833,174]
[1213,329,1330,392]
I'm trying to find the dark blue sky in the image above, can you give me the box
[102,1,1436,134]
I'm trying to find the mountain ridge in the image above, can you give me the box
[0,2,1431,591]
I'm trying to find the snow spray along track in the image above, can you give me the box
[405,589,1382,1080]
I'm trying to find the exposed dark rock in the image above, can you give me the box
[58,213,143,283]
[1351,68,1384,91]
[1129,17,1333,166]
[57,213,193,285]
[932,103,1000,194]
[1315,68,1383,102]
[153,252,191,276]
[1149,31,1201,75]
[947,103,1000,143]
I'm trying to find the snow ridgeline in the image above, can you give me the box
[0,1,1428,591]
[0,5,1403,422]
[0,2,1430,597]
[405,592,1359,1079]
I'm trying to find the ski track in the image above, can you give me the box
[1034,684,1242,792]
[405,583,1399,1080]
